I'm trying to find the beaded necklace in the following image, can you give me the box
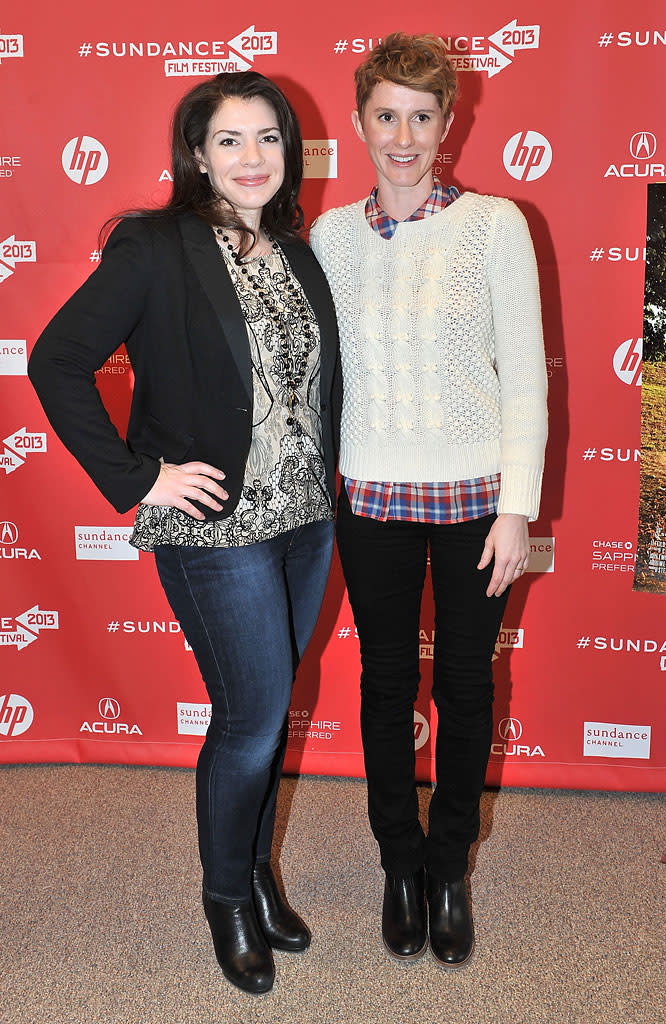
[215,228,313,422]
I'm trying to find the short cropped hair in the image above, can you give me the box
[354,32,458,121]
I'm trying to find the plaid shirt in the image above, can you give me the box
[347,180,500,524]
[345,476,501,523]
[365,179,460,239]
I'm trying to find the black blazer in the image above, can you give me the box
[29,212,341,519]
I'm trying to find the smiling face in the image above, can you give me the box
[352,80,452,210]
[195,95,285,228]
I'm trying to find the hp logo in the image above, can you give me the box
[503,130,552,182]
[62,136,108,185]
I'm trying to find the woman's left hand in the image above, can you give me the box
[477,513,530,597]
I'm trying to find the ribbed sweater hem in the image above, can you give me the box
[339,439,501,486]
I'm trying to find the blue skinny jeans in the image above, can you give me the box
[154,519,334,902]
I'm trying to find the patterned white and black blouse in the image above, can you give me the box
[130,234,332,551]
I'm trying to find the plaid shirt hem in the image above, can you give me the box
[344,476,501,524]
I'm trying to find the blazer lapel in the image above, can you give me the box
[178,213,252,402]
[178,218,337,406]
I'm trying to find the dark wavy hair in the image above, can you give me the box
[103,71,304,256]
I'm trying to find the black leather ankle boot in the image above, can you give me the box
[426,874,475,969]
[252,862,311,952]
[381,868,427,960]
[202,892,275,993]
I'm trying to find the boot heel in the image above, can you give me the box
[203,892,275,993]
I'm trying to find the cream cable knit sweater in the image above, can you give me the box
[310,192,548,520]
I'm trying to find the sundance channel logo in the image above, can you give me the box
[0,340,27,375]
[177,701,211,735]
[303,140,338,179]
[583,721,651,759]
[74,526,138,560]
[527,538,555,573]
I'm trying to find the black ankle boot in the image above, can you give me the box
[252,862,311,952]
[426,874,475,969]
[382,868,427,960]
[202,892,274,993]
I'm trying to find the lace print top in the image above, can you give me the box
[130,237,331,551]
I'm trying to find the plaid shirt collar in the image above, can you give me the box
[365,179,461,239]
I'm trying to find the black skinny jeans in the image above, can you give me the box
[336,486,509,882]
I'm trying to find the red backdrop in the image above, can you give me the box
[2,1,665,790]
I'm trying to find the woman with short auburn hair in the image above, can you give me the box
[311,31,547,970]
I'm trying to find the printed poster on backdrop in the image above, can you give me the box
[634,184,666,594]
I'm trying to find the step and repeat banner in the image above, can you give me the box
[2,2,665,790]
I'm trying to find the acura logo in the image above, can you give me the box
[498,717,523,741]
[0,521,19,545]
[630,132,657,160]
[98,697,120,720]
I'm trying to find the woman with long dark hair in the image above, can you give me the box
[29,72,340,994]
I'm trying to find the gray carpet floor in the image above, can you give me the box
[0,765,663,1024]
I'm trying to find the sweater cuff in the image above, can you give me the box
[497,464,544,522]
